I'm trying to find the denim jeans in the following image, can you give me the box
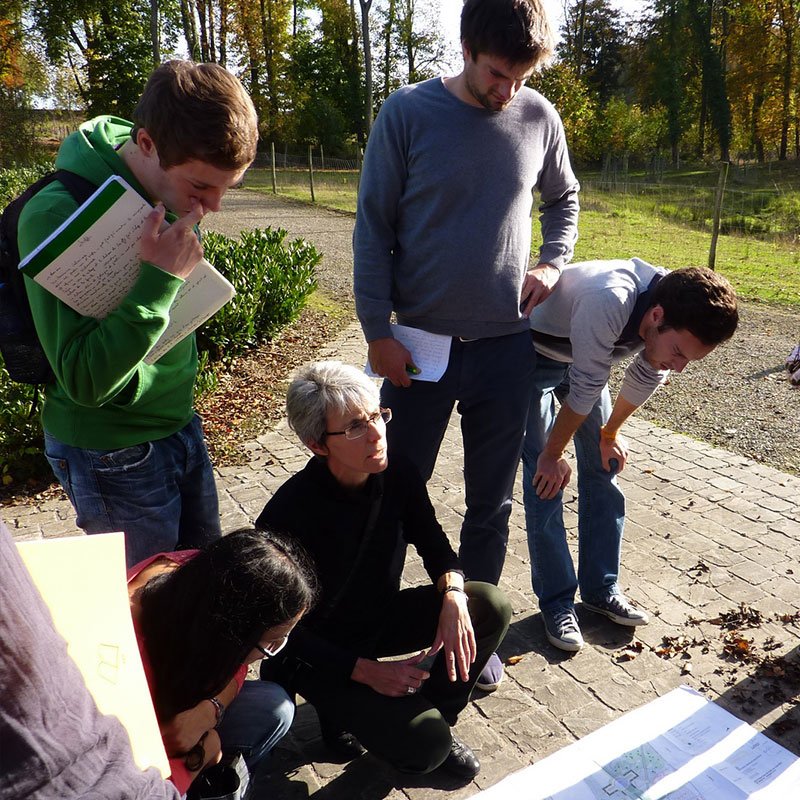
[521,354,625,612]
[218,680,295,770]
[381,331,535,585]
[44,414,221,566]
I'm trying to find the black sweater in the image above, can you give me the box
[256,455,460,680]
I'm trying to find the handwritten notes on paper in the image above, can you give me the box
[144,259,234,364]
[17,533,169,778]
[366,324,452,382]
[27,185,153,319]
[20,175,235,361]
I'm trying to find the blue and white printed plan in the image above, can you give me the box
[477,685,800,799]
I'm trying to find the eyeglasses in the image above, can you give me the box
[324,408,392,440]
[255,635,289,660]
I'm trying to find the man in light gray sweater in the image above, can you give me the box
[353,0,579,692]
[524,260,739,651]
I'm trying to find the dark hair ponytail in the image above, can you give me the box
[138,527,317,721]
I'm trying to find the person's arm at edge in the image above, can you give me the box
[0,517,180,799]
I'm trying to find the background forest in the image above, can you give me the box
[1,0,799,168]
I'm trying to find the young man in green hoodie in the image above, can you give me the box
[17,60,258,566]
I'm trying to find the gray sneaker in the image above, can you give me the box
[542,607,584,651]
[583,594,649,626]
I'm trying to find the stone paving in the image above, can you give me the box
[5,319,800,799]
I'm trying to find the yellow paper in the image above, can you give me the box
[17,532,169,778]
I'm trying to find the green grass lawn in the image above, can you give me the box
[242,167,800,308]
[574,205,800,307]
[243,167,359,213]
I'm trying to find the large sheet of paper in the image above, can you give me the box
[17,533,169,778]
[365,323,452,382]
[477,685,800,799]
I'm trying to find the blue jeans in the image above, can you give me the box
[44,414,221,566]
[382,330,535,585]
[521,355,625,612]
[218,680,295,769]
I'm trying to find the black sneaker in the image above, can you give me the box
[320,722,366,761]
[442,732,480,778]
[583,594,649,626]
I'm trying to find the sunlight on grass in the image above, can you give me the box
[572,208,800,307]
[241,167,800,308]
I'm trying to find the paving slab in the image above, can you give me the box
[4,318,800,798]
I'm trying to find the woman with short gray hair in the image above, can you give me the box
[257,360,510,780]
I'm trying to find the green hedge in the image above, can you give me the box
[198,228,319,361]
[0,162,55,205]
[0,222,320,488]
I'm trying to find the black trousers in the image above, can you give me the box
[275,581,510,774]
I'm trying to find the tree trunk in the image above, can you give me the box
[259,0,279,116]
[150,0,160,66]
[180,0,200,60]
[383,0,395,100]
[576,0,587,76]
[359,0,374,134]
[219,0,228,66]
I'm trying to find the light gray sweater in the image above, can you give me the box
[528,258,670,415]
[354,77,580,342]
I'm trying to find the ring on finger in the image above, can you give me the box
[406,686,416,695]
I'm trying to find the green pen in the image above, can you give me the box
[406,364,420,375]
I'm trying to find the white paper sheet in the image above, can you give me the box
[365,323,452,382]
[477,686,800,799]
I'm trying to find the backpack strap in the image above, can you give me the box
[52,170,100,207]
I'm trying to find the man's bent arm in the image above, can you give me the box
[534,400,586,499]
[598,394,640,473]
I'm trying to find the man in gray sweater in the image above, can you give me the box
[353,0,579,691]
[524,260,739,651]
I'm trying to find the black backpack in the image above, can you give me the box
[0,170,97,384]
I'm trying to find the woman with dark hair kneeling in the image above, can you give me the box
[128,527,317,794]
[257,362,511,780]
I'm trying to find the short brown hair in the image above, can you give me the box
[461,0,555,67]
[651,266,739,345]
[132,60,258,170]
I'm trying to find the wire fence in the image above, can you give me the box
[581,180,795,242]
[244,148,799,245]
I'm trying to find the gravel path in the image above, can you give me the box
[205,188,800,477]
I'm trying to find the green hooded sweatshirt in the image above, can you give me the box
[18,116,197,449]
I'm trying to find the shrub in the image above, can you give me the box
[0,366,45,487]
[0,161,55,205]
[198,228,320,361]
[1,225,319,490]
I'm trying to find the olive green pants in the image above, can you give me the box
[280,581,510,774]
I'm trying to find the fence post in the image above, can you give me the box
[708,161,729,271]
[270,141,277,194]
[308,145,316,203]
[320,144,325,171]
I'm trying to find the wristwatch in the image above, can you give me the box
[208,696,225,728]
[442,585,466,596]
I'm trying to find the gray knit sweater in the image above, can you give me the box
[528,258,670,415]
[354,77,580,342]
